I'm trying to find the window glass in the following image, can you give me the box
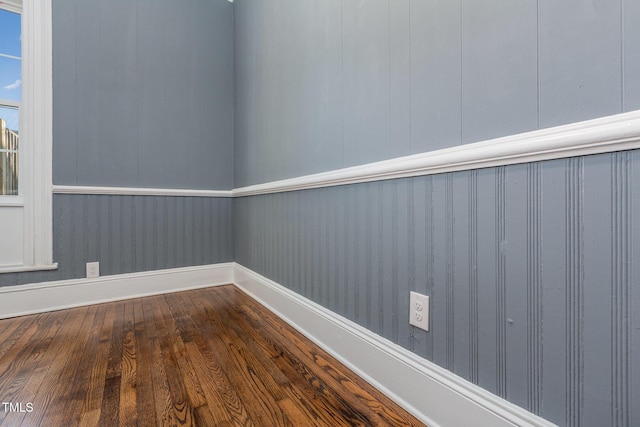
[0,7,20,197]
[0,8,21,58]
[0,106,19,196]
[0,56,21,103]
[0,105,18,133]
[0,8,21,104]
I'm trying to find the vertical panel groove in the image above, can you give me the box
[107,196,113,274]
[353,186,361,321]
[469,170,479,384]
[408,179,416,351]
[68,196,77,273]
[153,197,162,268]
[334,190,341,311]
[96,196,102,263]
[565,158,584,427]
[611,151,630,426]
[117,196,123,272]
[190,197,196,266]
[377,184,384,334]
[304,193,311,299]
[392,181,399,343]
[527,163,543,414]
[132,196,139,269]
[426,176,434,358]
[496,167,507,397]
[288,193,294,295]
[446,174,455,370]
[319,191,326,306]
[312,192,318,301]
[365,184,373,329]
[151,197,157,269]
[340,188,344,316]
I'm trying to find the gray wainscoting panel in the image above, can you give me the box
[631,151,640,427]
[538,0,622,128]
[52,0,234,190]
[625,0,640,111]
[233,0,344,186]
[410,0,462,153]
[461,0,538,143]
[344,0,395,167]
[0,195,233,288]
[234,150,640,427]
[234,0,639,188]
[52,0,79,185]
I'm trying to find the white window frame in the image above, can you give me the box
[0,0,55,272]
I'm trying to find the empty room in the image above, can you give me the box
[0,0,638,425]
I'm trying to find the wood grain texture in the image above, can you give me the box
[0,285,425,426]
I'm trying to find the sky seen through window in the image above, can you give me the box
[0,8,21,131]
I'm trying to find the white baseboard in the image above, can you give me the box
[0,263,234,319]
[233,263,557,427]
[0,261,556,426]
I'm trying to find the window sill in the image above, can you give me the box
[0,263,58,274]
[0,197,24,207]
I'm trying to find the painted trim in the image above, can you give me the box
[19,0,54,269]
[52,185,233,198]
[50,111,640,199]
[0,263,234,319]
[233,110,640,196]
[0,260,557,426]
[0,1,21,14]
[233,263,558,427]
[0,99,20,108]
[0,0,53,271]
[0,262,58,274]
[0,197,24,207]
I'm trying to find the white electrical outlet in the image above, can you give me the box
[409,291,429,331]
[86,262,100,279]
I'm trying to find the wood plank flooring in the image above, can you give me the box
[0,285,425,426]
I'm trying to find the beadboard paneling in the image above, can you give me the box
[234,149,640,427]
[0,194,233,287]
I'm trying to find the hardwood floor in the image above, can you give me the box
[0,285,425,426]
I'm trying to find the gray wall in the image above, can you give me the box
[0,0,235,287]
[234,0,640,187]
[3,2,639,425]
[233,5,640,422]
[53,0,234,190]
[234,150,640,427]
[0,194,234,287]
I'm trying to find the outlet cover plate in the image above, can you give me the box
[409,291,429,331]
[86,262,100,279]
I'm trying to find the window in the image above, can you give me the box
[0,0,54,272]
[0,6,21,196]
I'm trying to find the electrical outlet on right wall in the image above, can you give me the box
[409,291,429,332]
